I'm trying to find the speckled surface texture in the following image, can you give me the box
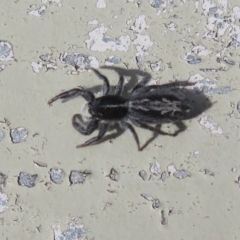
[1,0,240,239]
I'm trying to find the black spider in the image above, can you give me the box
[48,68,194,151]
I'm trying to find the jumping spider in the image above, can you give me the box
[48,68,194,151]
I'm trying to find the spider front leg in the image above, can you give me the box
[113,72,124,95]
[72,114,98,135]
[131,76,152,95]
[76,122,109,148]
[91,68,110,95]
[48,88,94,105]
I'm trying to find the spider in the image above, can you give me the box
[48,68,194,151]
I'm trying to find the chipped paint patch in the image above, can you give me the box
[199,116,223,134]
[149,0,166,8]
[69,170,91,185]
[28,5,47,16]
[131,15,149,33]
[167,164,177,176]
[31,62,43,73]
[96,0,106,8]
[10,127,28,143]
[86,25,131,52]
[173,170,191,179]
[0,130,4,141]
[49,168,65,184]
[0,64,5,72]
[139,170,148,181]
[18,172,38,188]
[0,172,7,189]
[182,52,201,64]
[60,52,99,71]
[105,56,121,66]
[0,192,8,213]
[132,34,153,56]
[87,20,99,25]
[192,45,211,56]
[188,74,232,95]
[149,160,161,176]
[0,41,14,61]
[150,60,164,72]
[52,219,86,240]
[165,22,177,31]
[42,0,61,5]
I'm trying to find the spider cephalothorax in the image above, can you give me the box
[48,68,194,151]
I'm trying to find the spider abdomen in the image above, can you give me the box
[129,94,192,124]
[89,95,128,120]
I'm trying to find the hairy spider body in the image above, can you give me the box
[48,68,193,151]
[89,95,128,120]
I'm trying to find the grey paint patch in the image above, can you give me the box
[149,0,165,8]
[69,170,91,185]
[60,52,99,71]
[0,172,7,190]
[10,127,28,143]
[139,170,147,181]
[105,56,121,66]
[173,170,191,179]
[0,65,5,72]
[141,194,161,210]
[149,161,161,176]
[28,5,47,16]
[18,172,38,188]
[85,26,131,52]
[106,168,119,182]
[237,101,240,113]
[0,41,14,61]
[49,168,65,184]
[199,116,223,134]
[53,220,86,240]
[186,55,201,64]
[0,130,4,141]
[188,74,232,95]
[0,192,8,213]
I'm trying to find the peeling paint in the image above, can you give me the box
[105,56,121,66]
[31,62,43,73]
[0,41,14,61]
[96,0,106,8]
[131,15,149,33]
[149,161,161,175]
[199,116,223,134]
[53,219,86,240]
[0,64,4,72]
[132,34,153,56]
[28,5,47,16]
[60,52,99,71]
[188,74,232,95]
[0,192,8,213]
[85,25,131,52]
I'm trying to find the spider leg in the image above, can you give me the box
[48,88,94,105]
[72,114,98,135]
[91,68,110,95]
[113,72,124,95]
[131,76,151,95]
[172,121,187,136]
[119,121,141,151]
[131,119,186,137]
[132,80,196,96]
[131,119,176,136]
[76,122,109,148]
